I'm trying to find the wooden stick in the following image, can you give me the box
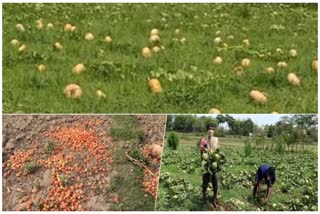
[125,154,155,177]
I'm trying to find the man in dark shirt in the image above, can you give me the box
[253,164,276,204]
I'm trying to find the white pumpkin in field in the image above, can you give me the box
[72,63,85,75]
[213,56,223,65]
[64,23,73,32]
[265,67,275,74]
[180,37,187,44]
[287,73,300,86]
[241,58,251,68]
[249,90,267,104]
[96,90,106,98]
[54,42,63,50]
[242,39,250,47]
[85,32,95,41]
[47,23,53,29]
[289,49,297,57]
[38,64,46,73]
[10,39,20,46]
[227,35,234,40]
[149,34,160,43]
[70,26,77,32]
[64,84,82,99]
[142,47,152,59]
[18,44,27,52]
[214,37,222,45]
[208,108,221,114]
[105,36,112,43]
[152,46,161,53]
[16,23,25,32]
[150,28,159,36]
[35,19,43,29]
[312,60,317,73]
[277,61,288,68]
[276,48,283,54]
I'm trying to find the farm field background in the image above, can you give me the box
[2,115,166,211]
[156,132,318,211]
[2,3,318,113]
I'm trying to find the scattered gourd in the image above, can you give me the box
[54,42,63,50]
[96,90,106,98]
[72,63,85,75]
[287,73,300,86]
[249,90,267,104]
[142,47,152,59]
[148,79,162,94]
[213,56,223,65]
[241,58,251,68]
[16,23,25,32]
[208,108,221,114]
[84,32,94,41]
[104,36,112,43]
[312,60,318,73]
[64,84,82,99]
[38,64,46,73]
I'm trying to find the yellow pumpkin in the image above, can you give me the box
[148,79,162,94]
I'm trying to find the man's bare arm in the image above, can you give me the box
[265,186,272,203]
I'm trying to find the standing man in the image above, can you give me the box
[200,123,220,208]
[253,164,276,204]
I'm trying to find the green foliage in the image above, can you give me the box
[167,132,179,150]
[46,140,55,154]
[109,116,144,141]
[24,161,39,175]
[275,136,286,154]
[157,132,318,211]
[244,139,252,157]
[2,4,317,113]
[166,115,174,131]
[214,127,225,137]
[60,174,70,186]
[173,115,196,132]
[129,140,149,165]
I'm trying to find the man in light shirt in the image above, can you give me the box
[200,123,220,208]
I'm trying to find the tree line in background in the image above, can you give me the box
[166,115,318,153]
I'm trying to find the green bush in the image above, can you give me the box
[275,136,286,154]
[244,139,252,157]
[167,132,179,150]
[214,127,225,137]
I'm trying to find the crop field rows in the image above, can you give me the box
[2,3,318,113]
[156,133,318,211]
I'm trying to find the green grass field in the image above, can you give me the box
[3,3,318,113]
[156,132,318,211]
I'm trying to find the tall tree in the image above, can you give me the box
[241,119,254,136]
[216,115,226,128]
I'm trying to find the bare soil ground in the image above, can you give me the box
[2,115,166,211]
